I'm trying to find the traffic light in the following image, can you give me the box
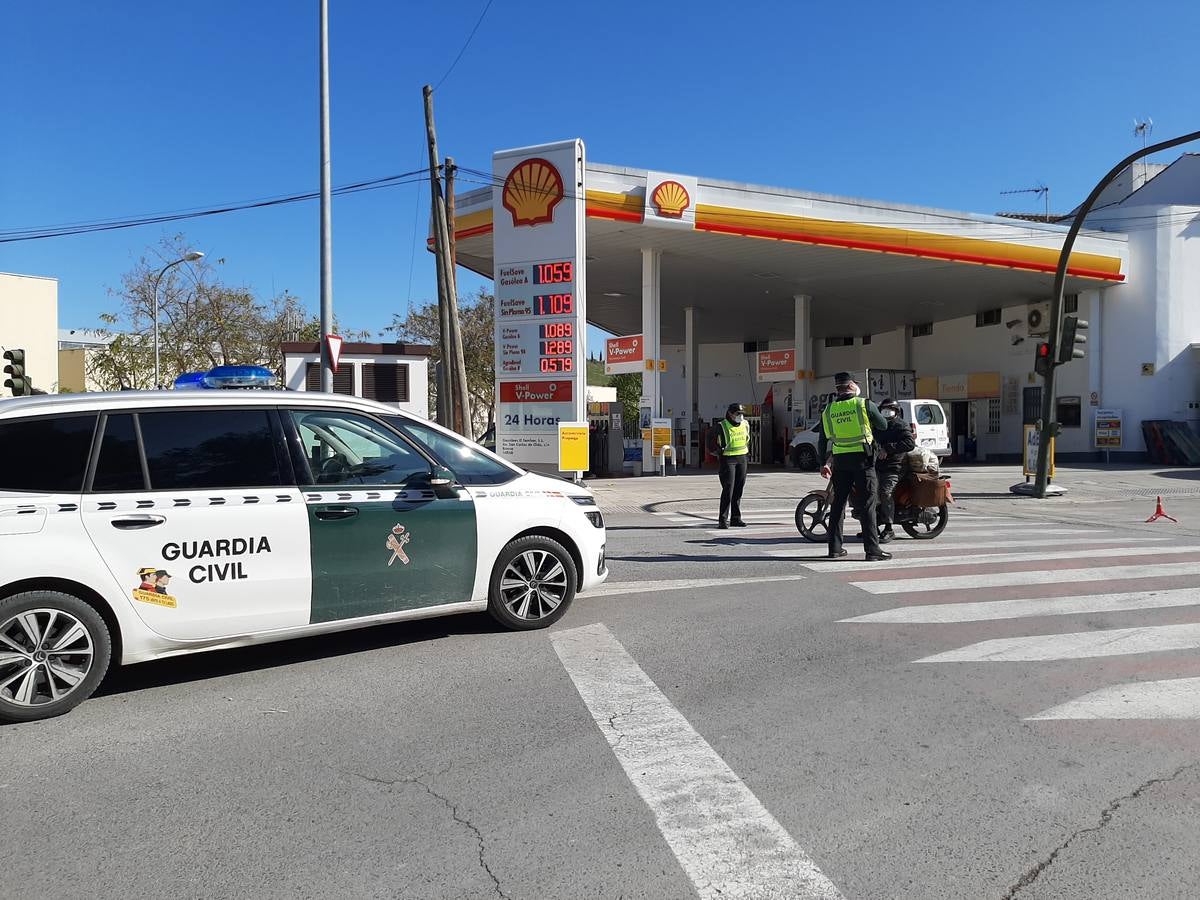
[1034,341,1053,378]
[3,349,31,397]
[1058,315,1089,364]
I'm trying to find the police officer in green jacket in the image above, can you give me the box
[817,373,892,561]
[711,403,750,529]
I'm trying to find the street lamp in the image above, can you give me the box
[152,250,204,388]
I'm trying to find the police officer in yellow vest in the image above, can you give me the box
[818,373,892,561]
[711,403,750,529]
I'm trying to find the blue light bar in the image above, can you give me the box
[173,372,211,390]
[202,365,279,389]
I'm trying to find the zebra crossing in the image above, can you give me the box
[780,510,1200,721]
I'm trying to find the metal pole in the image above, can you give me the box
[152,258,187,389]
[318,0,334,392]
[1034,128,1200,497]
[423,85,457,428]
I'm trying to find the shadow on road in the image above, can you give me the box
[94,613,503,700]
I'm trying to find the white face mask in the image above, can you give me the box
[847,384,861,398]
[731,414,744,425]
[883,409,897,420]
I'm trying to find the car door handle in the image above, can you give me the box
[314,506,358,521]
[111,515,166,530]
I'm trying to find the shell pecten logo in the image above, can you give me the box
[502,157,565,227]
[650,180,691,219]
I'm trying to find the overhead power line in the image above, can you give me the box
[432,0,495,91]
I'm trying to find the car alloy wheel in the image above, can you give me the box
[500,549,569,621]
[0,608,95,709]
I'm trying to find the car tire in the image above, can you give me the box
[796,445,819,471]
[487,535,578,631]
[0,591,112,724]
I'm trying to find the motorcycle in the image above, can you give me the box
[794,474,952,543]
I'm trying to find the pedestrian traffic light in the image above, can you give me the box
[1058,315,1089,364]
[3,349,30,397]
[1034,342,1053,378]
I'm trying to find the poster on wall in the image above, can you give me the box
[1094,408,1123,449]
[493,140,587,468]
[756,349,795,382]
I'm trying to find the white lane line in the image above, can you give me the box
[1029,677,1200,720]
[916,622,1200,663]
[585,574,806,598]
[812,544,1200,572]
[704,528,796,537]
[851,561,1200,595]
[552,624,844,899]
[841,588,1200,624]
[762,536,1166,557]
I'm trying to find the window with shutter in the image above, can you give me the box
[305,363,353,394]
[362,363,409,403]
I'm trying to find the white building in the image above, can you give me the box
[446,151,1200,464]
[0,272,59,397]
[281,341,432,419]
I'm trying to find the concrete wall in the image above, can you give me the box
[0,272,59,396]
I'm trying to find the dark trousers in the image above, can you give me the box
[718,455,748,523]
[877,466,902,526]
[829,459,881,556]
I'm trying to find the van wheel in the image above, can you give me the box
[0,592,111,724]
[488,536,578,631]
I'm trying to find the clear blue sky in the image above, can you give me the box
[2,0,1196,339]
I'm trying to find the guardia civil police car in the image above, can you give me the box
[0,368,607,723]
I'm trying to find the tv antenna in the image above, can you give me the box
[1134,118,1154,186]
[1001,183,1050,220]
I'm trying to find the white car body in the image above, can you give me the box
[795,398,951,466]
[0,391,607,668]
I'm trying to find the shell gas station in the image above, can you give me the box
[450,140,1134,474]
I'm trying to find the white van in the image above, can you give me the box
[892,399,951,457]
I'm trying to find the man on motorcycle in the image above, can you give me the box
[875,397,916,543]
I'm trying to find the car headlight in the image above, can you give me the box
[569,495,597,507]
[584,510,604,528]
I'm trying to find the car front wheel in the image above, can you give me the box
[488,535,578,630]
[0,591,112,724]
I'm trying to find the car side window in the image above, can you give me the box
[0,414,97,493]
[388,417,520,486]
[92,413,146,492]
[139,409,284,490]
[916,404,944,425]
[289,410,431,486]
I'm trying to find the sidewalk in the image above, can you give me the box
[589,463,1200,535]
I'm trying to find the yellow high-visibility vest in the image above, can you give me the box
[719,419,749,456]
[822,397,874,455]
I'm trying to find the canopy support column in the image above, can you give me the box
[641,248,662,473]
[685,305,699,466]
[793,294,812,427]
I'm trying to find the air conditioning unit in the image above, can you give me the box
[1026,302,1051,336]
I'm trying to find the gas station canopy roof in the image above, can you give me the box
[447,162,1128,344]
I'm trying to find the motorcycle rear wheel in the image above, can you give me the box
[902,504,949,539]
[795,494,830,543]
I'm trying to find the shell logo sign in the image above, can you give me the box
[650,180,690,219]
[756,348,795,382]
[501,157,565,227]
[605,334,644,375]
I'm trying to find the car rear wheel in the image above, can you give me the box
[487,536,578,630]
[795,445,819,470]
[0,591,112,724]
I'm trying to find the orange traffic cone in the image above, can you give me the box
[1145,496,1179,524]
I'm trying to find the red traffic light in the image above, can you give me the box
[1034,341,1053,377]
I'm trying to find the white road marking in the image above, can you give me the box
[916,622,1200,662]
[585,574,806,598]
[841,588,1200,624]
[813,544,1200,572]
[552,624,844,899]
[762,536,1165,557]
[1029,677,1200,720]
[852,561,1200,595]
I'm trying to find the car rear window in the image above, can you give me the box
[915,404,945,425]
[0,414,98,493]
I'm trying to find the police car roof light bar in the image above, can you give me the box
[201,365,279,390]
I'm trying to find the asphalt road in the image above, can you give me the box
[3,482,1200,899]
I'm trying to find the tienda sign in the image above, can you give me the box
[756,348,795,382]
[500,380,573,403]
[605,334,644,375]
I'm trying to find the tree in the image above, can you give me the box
[86,235,338,390]
[390,288,494,435]
[611,372,642,438]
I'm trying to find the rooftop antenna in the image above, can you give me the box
[1001,183,1050,221]
[1134,117,1154,188]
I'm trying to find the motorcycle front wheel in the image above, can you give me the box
[902,504,949,539]
[795,494,830,543]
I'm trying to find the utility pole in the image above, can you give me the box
[444,156,472,436]
[422,85,471,435]
[318,0,334,391]
[1033,127,1200,497]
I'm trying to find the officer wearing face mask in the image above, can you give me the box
[710,403,750,529]
[818,373,890,560]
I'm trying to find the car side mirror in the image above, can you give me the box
[429,465,459,500]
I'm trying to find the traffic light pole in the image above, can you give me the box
[1034,128,1200,498]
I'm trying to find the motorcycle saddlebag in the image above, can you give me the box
[906,472,946,507]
